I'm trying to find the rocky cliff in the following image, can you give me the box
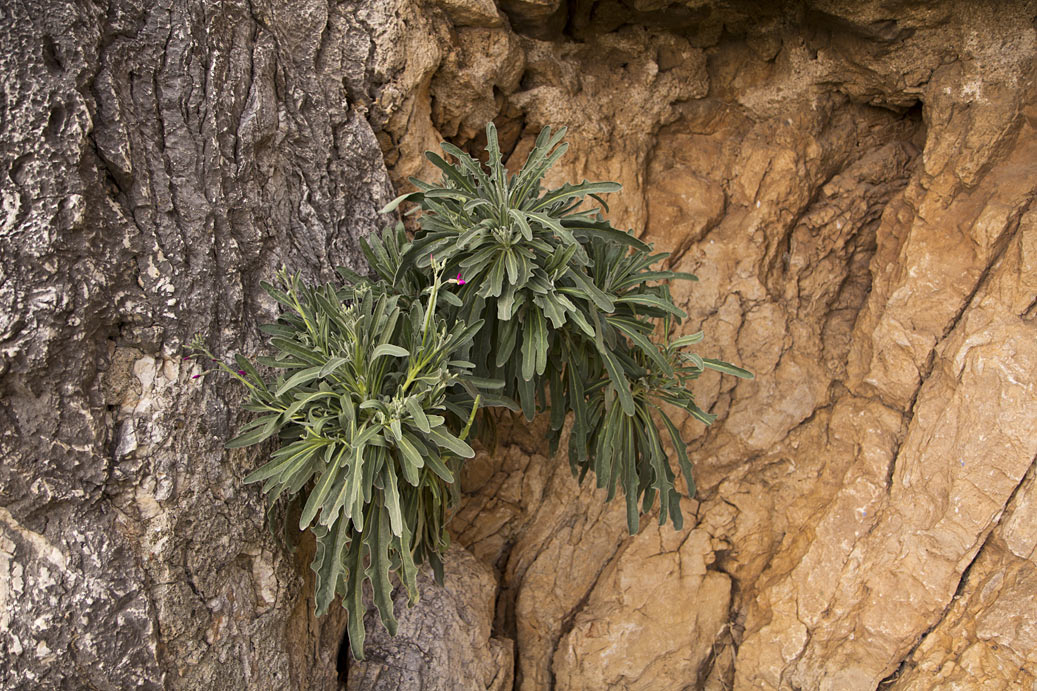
[367,1,1037,688]
[2,1,1035,689]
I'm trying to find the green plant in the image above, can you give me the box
[193,123,751,660]
[374,124,752,532]
[189,265,493,658]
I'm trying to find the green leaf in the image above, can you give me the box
[486,254,506,298]
[399,520,419,601]
[608,316,673,377]
[312,517,351,616]
[565,268,615,312]
[670,331,704,348]
[615,271,698,291]
[565,220,651,253]
[533,308,548,377]
[615,294,687,319]
[299,445,347,529]
[365,507,397,636]
[404,397,431,433]
[496,316,519,366]
[344,537,367,659]
[380,191,423,214]
[429,426,475,459]
[657,407,696,498]
[425,151,477,193]
[326,444,366,532]
[383,461,404,537]
[521,317,537,382]
[509,208,534,241]
[271,337,323,365]
[530,181,621,212]
[622,418,639,534]
[594,319,635,416]
[244,439,321,484]
[226,414,279,449]
[275,366,323,397]
[372,344,410,360]
[423,450,455,483]
[395,432,426,479]
[318,356,349,378]
[702,358,755,379]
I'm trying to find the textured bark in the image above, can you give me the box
[0,0,392,687]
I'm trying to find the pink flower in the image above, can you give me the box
[456,272,465,286]
[192,374,202,379]
[237,370,246,376]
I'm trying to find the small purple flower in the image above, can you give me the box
[192,374,202,379]
[237,370,246,376]
[183,355,192,361]
[456,272,465,286]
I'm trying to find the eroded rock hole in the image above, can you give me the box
[42,35,63,74]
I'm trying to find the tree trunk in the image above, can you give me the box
[0,0,393,687]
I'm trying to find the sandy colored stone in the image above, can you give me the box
[366,1,1037,689]
[891,462,1037,690]
[430,0,504,27]
[552,527,731,690]
[431,27,525,141]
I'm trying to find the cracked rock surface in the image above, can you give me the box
[369,0,1037,688]
[3,0,1036,689]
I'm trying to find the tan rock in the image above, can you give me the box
[431,27,525,141]
[890,458,1037,690]
[430,0,504,27]
[372,1,1037,689]
[552,527,731,690]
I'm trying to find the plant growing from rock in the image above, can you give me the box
[192,124,751,660]
[375,125,752,530]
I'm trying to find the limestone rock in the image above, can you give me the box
[6,0,1037,688]
[892,463,1037,689]
[431,0,505,28]
[347,547,514,691]
[381,1,1037,688]
[552,527,731,690]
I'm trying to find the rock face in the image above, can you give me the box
[348,547,514,691]
[367,0,1037,689]
[4,0,1036,689]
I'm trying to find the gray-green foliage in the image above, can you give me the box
[195,123,751,661]
[375,124,752,533]
[190,268,488,659]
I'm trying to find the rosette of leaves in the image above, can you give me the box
[378,123,753,534]
[192,267,485,659]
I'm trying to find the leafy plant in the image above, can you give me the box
[194,123,752,660]
[376,124,753,533]
[190,265,491,659]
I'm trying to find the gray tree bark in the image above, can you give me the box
[0,0,394,687]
